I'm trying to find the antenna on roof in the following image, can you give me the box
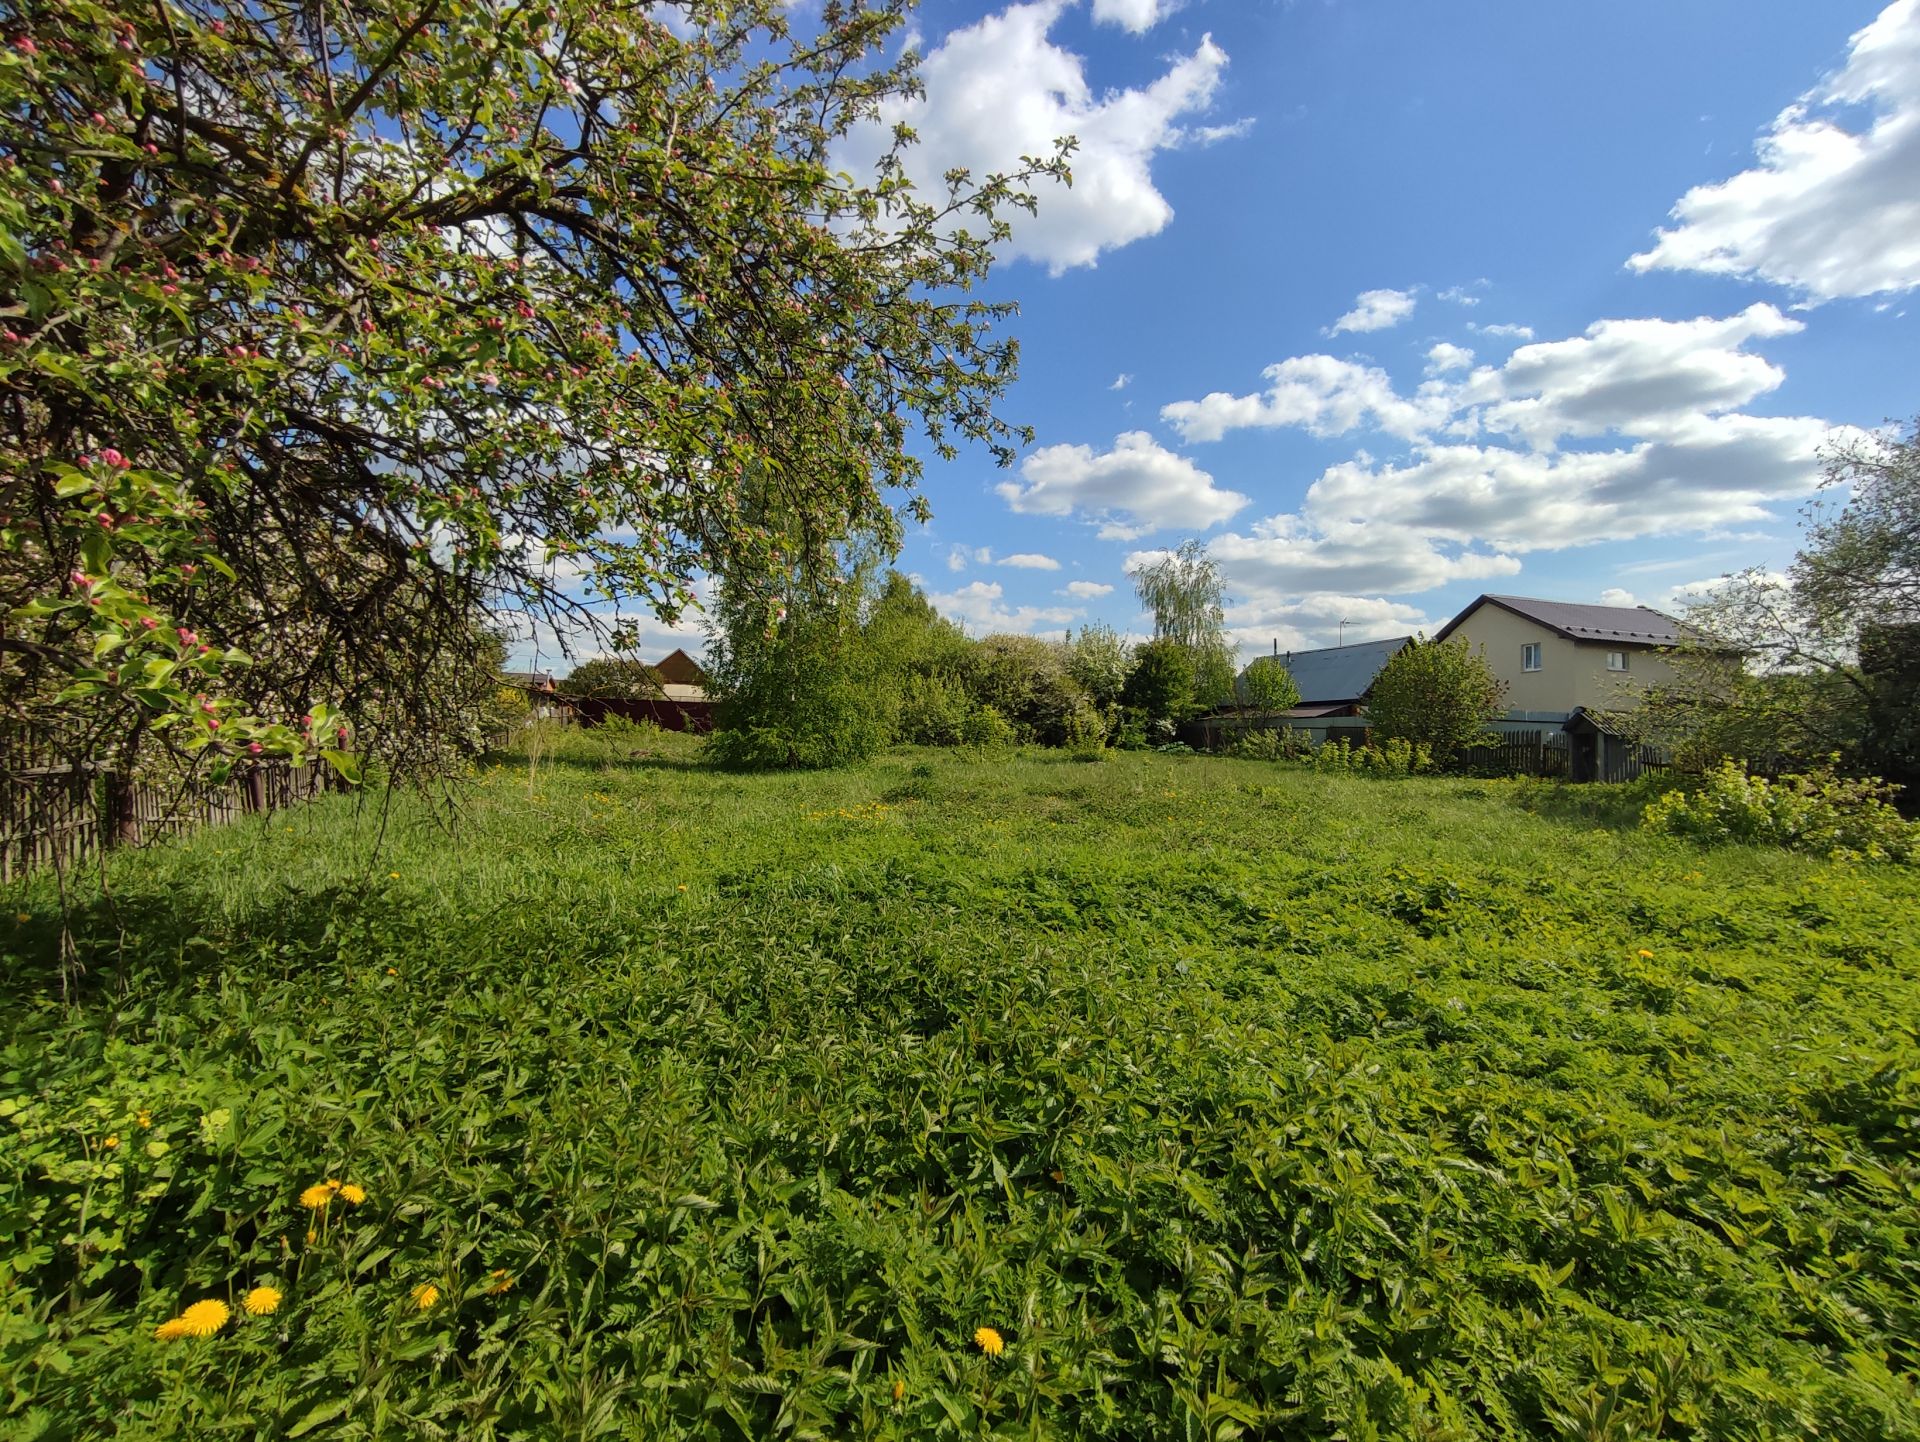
[1339,618,1351,646]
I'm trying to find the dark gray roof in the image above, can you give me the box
[1242,636,1412,705]
[1435,595,1698,647]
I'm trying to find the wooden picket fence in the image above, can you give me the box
[1,718,330,884]
[1454,731,1572,779]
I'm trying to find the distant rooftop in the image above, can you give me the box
[1435,595,1700,648]
[1244,636,1413,705]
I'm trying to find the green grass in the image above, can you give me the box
[4,739,1918,1439]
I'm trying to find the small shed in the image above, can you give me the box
[1562,707,1661,784]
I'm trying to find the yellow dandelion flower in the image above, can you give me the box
[13,913,29,925]
[299,1181,338,1209]
[385,966,398,975]
[337,1183,366,1205]
[411,1283,440,1311]
[388,871,400,879]
[155,1298,230,1341]
[243,1286,282,1316]
[305,1229,317,1244]
[891,1377,905,1403]
[1636,948,1655,959]
[102,1135,119,1149]
[485,1269,514,1294]
[136,1109,152,1129]
[973,1326,1005,1357]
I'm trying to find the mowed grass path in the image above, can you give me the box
[3,742,1918,1439]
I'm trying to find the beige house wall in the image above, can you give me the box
[1445,603,1677,717]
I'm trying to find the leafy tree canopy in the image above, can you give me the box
[1364,637,1504,765]
[0,0,1064,776]
[1240,655,1301,715]
[555,658,663,700]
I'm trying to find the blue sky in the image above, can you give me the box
[567,0,1920,668]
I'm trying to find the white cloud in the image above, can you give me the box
[1475,304,1802,449]
[1161,355,1454,444]
[998,430,1250,533]
[1000,552,1062,570]
[1471,322,1535,340]
[946,544,993,572]
[928,580,1081,635]
[1225,593,1433,659]
[1091,0,1174,33]
[1439,282,1488,306]
[1110,373,1133,391]
[1193,518,1522,598]
[1425,342,1475,375]
[1060,580,1115,598]
[1630,1,1920,300]
[836,2,1234,274]
[1327,287,1418,335]
[1154,304,1857,600]
[1598,587,1638,607]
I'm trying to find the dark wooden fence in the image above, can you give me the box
[558,695,715,733]
[1455,731,1571,779]
[2,720,330,884]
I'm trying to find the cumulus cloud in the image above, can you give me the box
[1598,587,1638,607]
[997,430,1250,533]
[1092,0,1176,33]
[1475,304,1802,449]
[1326,287,1418,335]
[1161,356,1455,444]
[1000,552,1062,570]
[1224,593,1434,658]
[946,544,993,572]
[928,580,1082,635]
[1060,580,1115,598]
[1426,342,1475,375]
[1155,304,1855,601]
[1630,0,1920,300]
[1472,322,1535,340]
[836,2,1234,274]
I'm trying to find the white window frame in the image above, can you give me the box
[1522,642,1542,672]
[1606,650,1629,672]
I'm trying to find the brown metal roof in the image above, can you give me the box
[1433,594,1701,648]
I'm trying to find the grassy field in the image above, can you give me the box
[3,737,1918,1439]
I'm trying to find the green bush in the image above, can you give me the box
[1062,697,1110,761]
[957,703,1018,753]
[1227,726,1310,762]
[895,672,975,747]
[1642,758,1916,861]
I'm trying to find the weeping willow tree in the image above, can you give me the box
[1131,540,1236,710]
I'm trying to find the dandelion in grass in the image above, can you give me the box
[102,1135,118,1149]
[338,1183,366,1204]
[973,1326,1005,1357]
[1636,949,1655,959]
[155,1299,230,1341]
[891,1377,905,1403]
[411,1283,440,1311]
[485,1269,514,1294]
[136,1109,151,1129]
[243,1286,282,1316]
[299,1180,339,1209]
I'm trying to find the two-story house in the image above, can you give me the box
[1431,594,1697,725]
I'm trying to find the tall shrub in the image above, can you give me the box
[1365,638,1506,767]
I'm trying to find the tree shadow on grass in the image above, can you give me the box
[1495,775,1675,833]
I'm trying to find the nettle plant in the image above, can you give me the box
[1,0,1061,773]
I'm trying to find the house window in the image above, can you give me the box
[1607,651,1629,672]
[1522,643,1542,672]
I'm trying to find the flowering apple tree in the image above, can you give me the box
[0,0,1063,776]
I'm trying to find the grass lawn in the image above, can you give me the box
[3,738,1918,1439]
